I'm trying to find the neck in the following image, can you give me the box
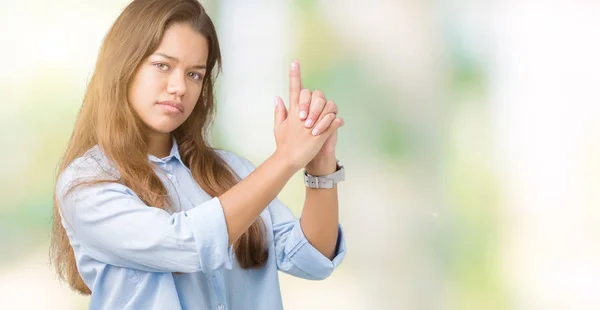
[147,131,172,158]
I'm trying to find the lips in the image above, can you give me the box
[157,100,184,113]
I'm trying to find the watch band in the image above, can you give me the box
[303,161,345,189]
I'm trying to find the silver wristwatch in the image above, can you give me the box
[303,161,345,189]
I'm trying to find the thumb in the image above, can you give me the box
[274,96,288,129]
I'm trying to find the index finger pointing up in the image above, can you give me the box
[289,60,303,111]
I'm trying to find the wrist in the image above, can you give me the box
[305,155,337,175]
[270,150,300,176]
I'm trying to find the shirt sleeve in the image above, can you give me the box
[268,199,346,280]
[56,156,234,274]
[230,152,347,280]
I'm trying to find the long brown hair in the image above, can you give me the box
[50,0,268,295]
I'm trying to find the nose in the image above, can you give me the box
[166,70,187,98]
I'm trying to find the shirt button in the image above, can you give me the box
[217,304,225,310]
[167,174,173,180]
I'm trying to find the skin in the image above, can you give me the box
[128,22,208,158]
[128,22,344,259]
[275,61,343,259]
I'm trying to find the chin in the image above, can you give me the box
[148,122,182,134]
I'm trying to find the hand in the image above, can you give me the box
[297,89,343,159]
[273,60,344,172]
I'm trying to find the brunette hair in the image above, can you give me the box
[50,0,267,294]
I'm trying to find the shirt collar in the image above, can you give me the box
[147,137,188,171]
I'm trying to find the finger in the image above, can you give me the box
[274,96,288,129]
[304,95,327,128]
[288,60,302,114]
[309,100,338,130]
[311,112,337,136]
[318,116,344,137]
[298,89,312,122]
[300,89,325,121]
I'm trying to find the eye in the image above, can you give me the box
[154,63,169,71]
[188,72,203,81]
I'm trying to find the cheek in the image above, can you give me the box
[184,84,203,112]
[130,70,162,108]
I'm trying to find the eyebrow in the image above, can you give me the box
[153,52,207,70]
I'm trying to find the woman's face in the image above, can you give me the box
[129,23,209,135]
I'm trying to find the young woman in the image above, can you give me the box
[50,0,346,309]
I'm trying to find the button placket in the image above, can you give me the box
[210,271,228,310]
[162,161,175,179]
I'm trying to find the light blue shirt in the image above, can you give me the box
[56,140,346,310]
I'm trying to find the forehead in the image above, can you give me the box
[154,23,209,65]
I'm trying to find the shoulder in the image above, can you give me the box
[213,149,257,179]
[56,145,119,197]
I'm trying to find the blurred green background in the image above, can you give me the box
[2,0,600,309]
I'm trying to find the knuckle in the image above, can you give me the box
[309,99,325,115]
[321,114,332,123]
[314,89,327,100]
[308,100,324,116]
[299,90,312,105]
[312,111,324,120]
[325,100,337,111]
[300,91,311,104]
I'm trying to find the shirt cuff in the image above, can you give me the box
[185,197,234,271]
[286,220,347,280]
